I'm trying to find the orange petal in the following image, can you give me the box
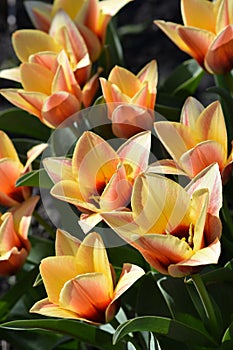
[30,297,81,319]
[168,238,220,277]
[60,273,111,323]
[216,0,233,33]
[180,96,204,128]
[82,68,102,108]
[0,213,21,252]
[12,29,61,63]
[41,92,81,128]
[177,27,214,68]
[181,0,216,31]
[0,159,23,206]
[76,23,102,61]
[185,163,223,217]
[137,60,158,95]
[205,25,233,74]
[0,246,28,276]
[24,1,52,31]
[55,229,81,256]
[180,141,226,177]
[40,255,77,304]
[108,66,141,97]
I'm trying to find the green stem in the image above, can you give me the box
[191,274,219,337]
[33,210,55,239]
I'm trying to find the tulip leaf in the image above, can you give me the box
[112,316,217,347]
[160,59,204,96]
[0,108,50,141]
[16,169,53,189]
[0,319,122,350]
[221,321,233,350]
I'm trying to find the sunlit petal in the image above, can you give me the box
[55,229,81,256]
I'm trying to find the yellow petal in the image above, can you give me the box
[0,67,21,83]
[24,1,52,31]
[12,30,61,63]
[40,255,77,304]
[55,229,81,256]
[108,66,141,97]
[180,96,204,128]
[43,157,73,183]
[51,0,85,20]
[20,62,53,94]
[131,173,190,234]
[0,213,21,252]
[0,130,20,161]
[181,0,216,32]
[23,143,48,173]
[147,159,187,176]
[30,297,81,319]
[216,0,233,32]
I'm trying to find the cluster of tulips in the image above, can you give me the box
[1,0,233,349]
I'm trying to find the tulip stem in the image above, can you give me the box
[33,211,56,239]
[191,274,219,337]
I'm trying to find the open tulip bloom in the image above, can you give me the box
[154,0,233,74]
[30,229,145,324]
[43,130,151,232]
[149,97,233,183]
[102,164,222,277]
[0,131,47,207]
[24,0,133,60]
[0,196,39,276]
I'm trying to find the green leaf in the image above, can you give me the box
[0,319,122,350]
[113,316,218,347]
[0,108,50,141]
[16,169,53,189]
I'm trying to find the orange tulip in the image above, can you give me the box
[154,0,233,74]
[150,97,233,183]
[30,229,144,324]
[43,130,151,232]
[102,164,222,277]
[0,131,46,207]
[99,60,158,138]
[25,0,133,61]
[0,196,39,276]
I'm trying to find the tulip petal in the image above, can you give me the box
[0,213,21,252]
[0,67,21,83]
[185,163,222,217]
[51,0,84,20]
[118,130,151,176]
[0,246,28,276]
[20,62,53,94]
[205,25,233,74]
[134,234,193,275]
[147,159,187,176]
[71,131,119,198]
[154,121,197,163]
[168,238,220,277]
[108,66,141,97]
[55,229,81,256]
[0,159,24,206]
[180,141,226,178]
[131,173,190,234]
[180,96,204,128]
[30,297,81,319]
[99,0,132,16]
[137,60,158,94]
[60,273,111,323]
[24,1,52,31]
[76,23,102,61]
[12,30,61,63]
[23,143,48,173]
[0,131,20,161]
[40,255,77,304]
[177,27,214,67]
[82,68,101,107]
[195,101,227,153]
[101,211,140,237]
[79,212,103,234]
[181,0,216,31]
[41,92,81,128]
[43,157,73,183]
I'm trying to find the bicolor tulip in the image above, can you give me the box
[154,0,233,74]
[0,130,47,207]
[0,50,100,128]
[30,230,145,324]
[150,97,233,183]
[43,130,151,232]
[99,61,158,138]
[0,196,39,276]
[25,0,133,60]
[102,164,222,277]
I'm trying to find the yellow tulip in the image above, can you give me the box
[150,97,233,183]
[43,130,151,232]
[99,60,158,138]
[102,164,222,277]
[0,131,46,207]
[25,0,133,61]
[154,0,233,74]
[0,196,39,276]
[30,229,144,324]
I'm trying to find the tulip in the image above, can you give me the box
[154,0,233,74]
[24,0,133,60]
[43,130,151,232]
[0,130,47,207]
[102,164,222,277]
[30,229,145,324]
[150,97,233,183]
[0,50,100,128]
[99,60,158,137]
[0,196,39,276]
